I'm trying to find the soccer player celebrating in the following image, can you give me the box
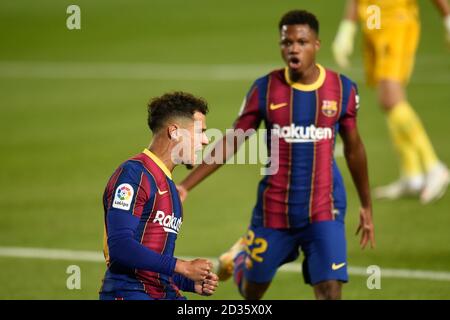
[332,0,450,203]
[100,92,218,300]
[177,10,375,300]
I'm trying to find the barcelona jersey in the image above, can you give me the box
[101,149,185,299]
[234,64,359,229]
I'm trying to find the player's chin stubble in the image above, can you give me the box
[289,68,302,82]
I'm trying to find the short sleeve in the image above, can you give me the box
[232,83,262,132]
[339,82,359,132]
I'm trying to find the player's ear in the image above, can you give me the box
[315,38,321,52]
[168,124,179,141]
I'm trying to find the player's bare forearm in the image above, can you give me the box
[340,127,375,249]
[180,161,223,192]
[432,0,450,17]
[175,258,213,282]
[180,132,244,192]
[343,0,358,22]
[340,128,371,209]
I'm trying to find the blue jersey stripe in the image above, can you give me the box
[256,75,270,122]
[287,89,317,226]
[339,74,352,119]
[135,172,157,242]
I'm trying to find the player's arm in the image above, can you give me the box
[431,0,450,46]
[332,0,358,68]
[177,131,243,200]
[338,84,375,249]
[178,84,262,201]
[172,274,196,292]
[339,125,375,249]
[107,210,176,275]
[106,168,211,281]
[107,212,211,281]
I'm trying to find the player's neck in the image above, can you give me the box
[289,63,319,84]
[147,140,175,173]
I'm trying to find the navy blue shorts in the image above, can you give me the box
[243,220,348,285]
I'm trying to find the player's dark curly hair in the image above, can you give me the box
[278,10,319,35]
[147,91,209,133]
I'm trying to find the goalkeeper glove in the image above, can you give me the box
[332,20,357,68]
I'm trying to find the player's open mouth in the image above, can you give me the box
[288,57,301,69]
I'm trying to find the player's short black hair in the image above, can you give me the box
[278,10,319,35]
[147,91,209,133]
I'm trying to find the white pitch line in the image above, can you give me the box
[0,61,449,84]
[0,246,103,262]
[0,246,450,282]
[0,61,277,81]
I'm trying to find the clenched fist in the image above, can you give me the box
[195,272,219,296]
[175,258,213,282]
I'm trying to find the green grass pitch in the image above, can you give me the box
[0,0,449,299]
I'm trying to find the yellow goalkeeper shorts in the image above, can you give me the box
[362,17,420,86]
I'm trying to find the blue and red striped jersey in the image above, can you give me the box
[101,149,186,299]
[234,64,359,229]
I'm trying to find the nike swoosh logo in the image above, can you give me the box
[158,189,169,195]
[269,102,288,110]
[332,262,346,271]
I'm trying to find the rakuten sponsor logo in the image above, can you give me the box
[153,211,182,235]
[272,124,333,143]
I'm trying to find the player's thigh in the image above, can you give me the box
[313,280,343,300]
[300,220,348,286]
[362,32,377,87]
[241,278,272,300]
[400,20,420,84]
[373,20,419,85]
[242,226,300,284]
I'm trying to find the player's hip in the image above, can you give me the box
[258,166,344,195]
[251,203,346,229]
[359,3,419,31]
[362,16,419,42]
[253,186,346,228]
[242,220,348,284]
[100,269,181,299]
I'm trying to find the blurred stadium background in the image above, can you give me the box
[0,0,449,299]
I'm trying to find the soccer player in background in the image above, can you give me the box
[332,0,450,203]
[177,10,375,300]
[100,92,218,300]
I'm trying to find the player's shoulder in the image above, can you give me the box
[323,67,359,101]
[323,67,357,89]
[111,154,162,198]
[323,68,360,110]
[252,68,285,87]
[129,152,170,187]
[117,153,158,185]
[115,158,144,183]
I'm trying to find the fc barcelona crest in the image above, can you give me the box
[321,100,338,117]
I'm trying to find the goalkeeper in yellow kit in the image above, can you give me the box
[332,0,450,203]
